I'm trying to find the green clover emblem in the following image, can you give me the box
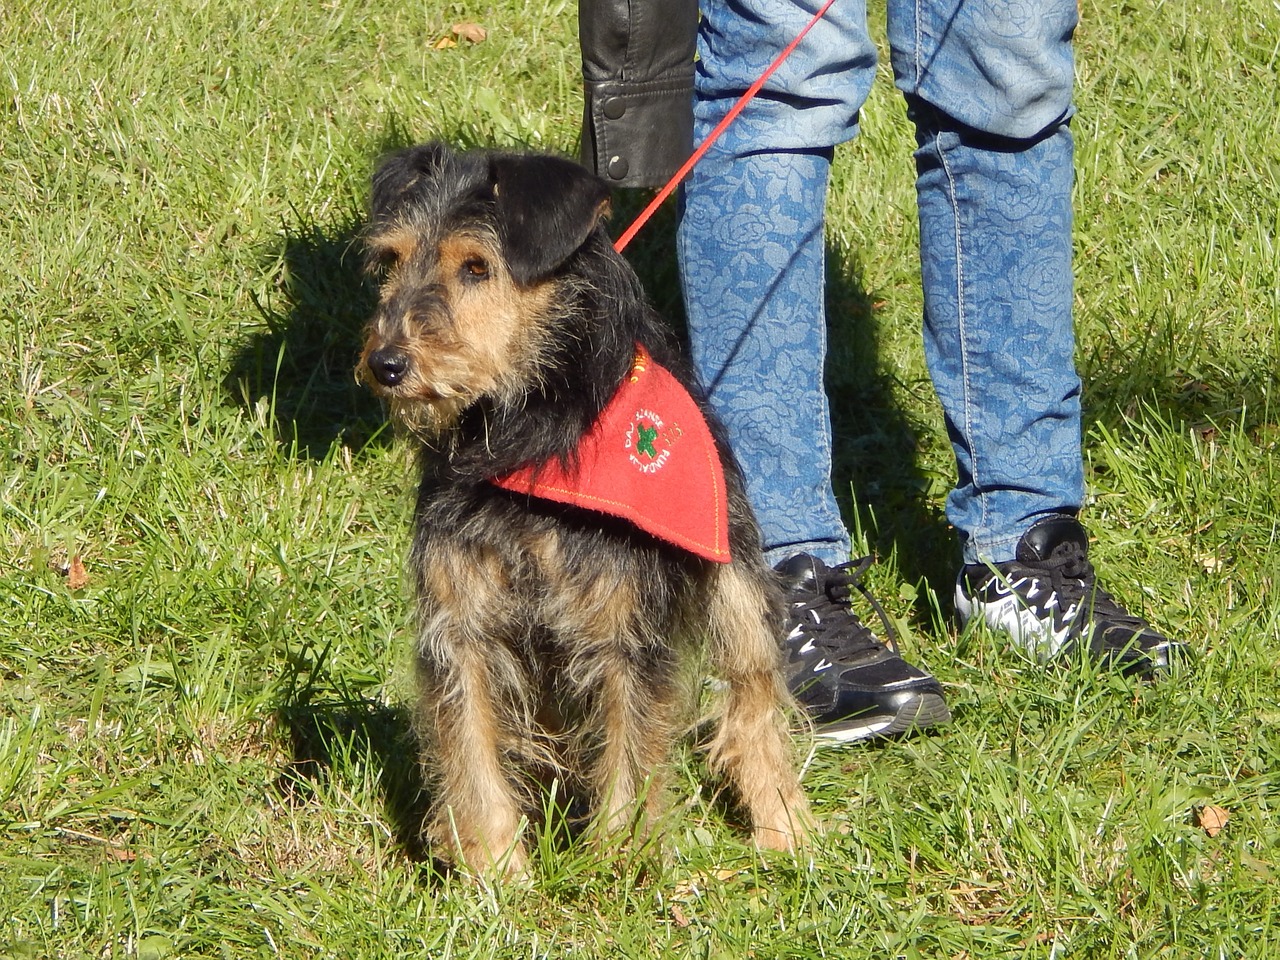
[636,423,659,459]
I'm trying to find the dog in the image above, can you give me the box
[357,142,810,876]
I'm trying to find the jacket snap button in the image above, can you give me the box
[607,155,630,179]
[602,97,626,120]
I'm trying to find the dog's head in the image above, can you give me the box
[357,143,612,435]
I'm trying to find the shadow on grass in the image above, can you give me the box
[222,123,424,460]
[606,188,688,331]
[223,212,388,460]
[275,695,434,863]
[1080,342,1280,439]
[823,243,956,601]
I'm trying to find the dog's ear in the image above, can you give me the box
[489,154,612,285]
[371,142,452,222]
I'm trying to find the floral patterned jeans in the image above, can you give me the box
[677,0,1085,567]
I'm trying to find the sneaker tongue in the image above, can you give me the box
[1016,514,1089,564]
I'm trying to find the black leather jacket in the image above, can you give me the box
[579,0,697,188]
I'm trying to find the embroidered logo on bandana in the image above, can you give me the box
[491,345,730,562]
[625,410,683,473]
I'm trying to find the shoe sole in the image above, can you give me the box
[813,692,952,745]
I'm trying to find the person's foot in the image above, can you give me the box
[954,513,1186,677]
[776,555,951,743]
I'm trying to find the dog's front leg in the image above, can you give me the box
[561,607,682,842]
[418,634,530,878]
[592,642,683,838]
[704,561,812,851]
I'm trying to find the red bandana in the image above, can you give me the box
[491,345,730,562]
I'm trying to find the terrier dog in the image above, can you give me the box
[358,142,809,875]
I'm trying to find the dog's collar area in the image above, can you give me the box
[490,344,731,562]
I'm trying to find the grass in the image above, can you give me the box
[2,0,1279,956]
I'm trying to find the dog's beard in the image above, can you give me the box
[388,395,467,445]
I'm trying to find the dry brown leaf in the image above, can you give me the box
[1197,804,1230,837]
[670,903,690,928]
[451,22,487,43]
[67,555,89,590]
[433,36,457,50]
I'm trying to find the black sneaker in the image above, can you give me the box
[954,513,1185,676]
[775,555,951,743]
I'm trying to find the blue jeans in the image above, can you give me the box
[677,0,1083,567]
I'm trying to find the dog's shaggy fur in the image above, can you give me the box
[357,142,809,875]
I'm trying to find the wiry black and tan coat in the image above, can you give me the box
[358,143,809,876]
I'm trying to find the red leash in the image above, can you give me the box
[612,0,840,254]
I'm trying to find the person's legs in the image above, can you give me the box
[680,151,849,565]
[887,0,1184,672]
[681,0,951,739]
[912,105,1082,563]
[678,0,875,568]
[887,0,1083,565]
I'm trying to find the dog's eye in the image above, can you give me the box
[461,257,490,282]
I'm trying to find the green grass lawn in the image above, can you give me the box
[3,0,1278,956]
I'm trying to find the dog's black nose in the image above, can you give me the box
[367,348,409,387]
